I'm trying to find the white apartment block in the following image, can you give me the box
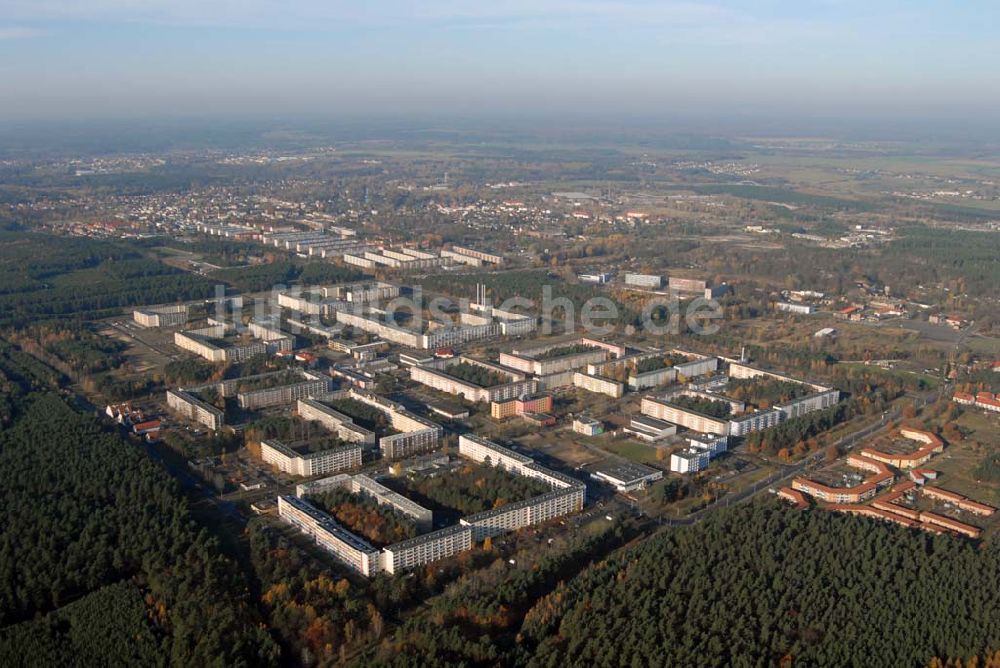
[237,376,330,410]
[671,449,710,474]
[775,301,815,315]
[297,398,376,445]
[573,372,625,398]
[381,526,473,575]
[449,246,503,265]
[277,495,382,576]
[640,396,731,435]
[624,273,663,289]
[133,304,188,328]
[409,358,537,403]
[351,474,433,531]
[166,389,224,430]
[261,440,362,477]
[341,390,443,460]
[461,489,584,540]
[727,409,784,437]
[174,325,267,363]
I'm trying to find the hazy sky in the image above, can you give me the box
[1,0,997,121]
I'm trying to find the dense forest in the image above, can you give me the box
[0,232,217,327]
[518,503,1000,667]
[211,260,364,293]
[0,350,279,665]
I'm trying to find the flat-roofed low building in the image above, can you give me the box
[591,462,664,493]
[623,415,677,442]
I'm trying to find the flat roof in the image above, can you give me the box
[630,415,674,431]
[592,461,662,484]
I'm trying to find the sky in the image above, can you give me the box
[0,1,998,122]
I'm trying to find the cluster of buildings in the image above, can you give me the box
[952,390,1000,413]
[166,368,331,430]
[640,362,840,438]
[785,428,995,540]
[622,273,731,300]
[669,433,730,473]
[590,462,664,493]
[331,389,442,460]
[408,356,537,403]
[173,324,269,363]
[105,401,162,439]
[323,294,535,350]
[197,220,506,274]
[276,434,584,577]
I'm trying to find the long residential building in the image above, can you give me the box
[350,475,434,531]
[381,526,473,575]
[296,398,377,445]
[500,340,612,376]
[792,454,894,504]
[457,434,585,539]
[277,495,382,576]
[409,357,537,403]
[133,304,188,327]
[953,391,1000,414]
[237,373,330,409]
[342,390,443,459]
[166,389,224,430]
[640,396,731,434]
[573,372,625,398]
[174,325,267,363]
[260,439,362,477]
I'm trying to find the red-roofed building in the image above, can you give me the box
[954,391,1000,413]
[132,419,162,435]
[860,428,944,469]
